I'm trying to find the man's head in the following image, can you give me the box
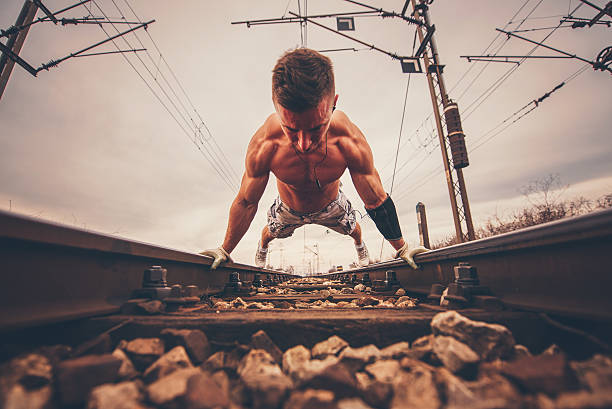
[272,48,338,153]
[272,48,335,112]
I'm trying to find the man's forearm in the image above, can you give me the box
[221,197,258,253]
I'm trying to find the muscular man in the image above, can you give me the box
[202,48,427,270]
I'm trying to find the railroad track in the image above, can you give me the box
[2,207,611,331]
[1,208,611,409]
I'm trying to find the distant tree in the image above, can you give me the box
[431,174,610,249]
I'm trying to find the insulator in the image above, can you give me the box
[448,132,469,169]
[444,101,469,169]
[444,102,463,135]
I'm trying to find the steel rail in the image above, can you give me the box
[0,210,295,331]
[321,208,612,321]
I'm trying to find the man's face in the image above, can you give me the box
[275,94,338,154]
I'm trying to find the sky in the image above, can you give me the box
[1,0,611,274]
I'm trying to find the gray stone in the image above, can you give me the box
[112,348,138,380]
[354,372,392,409]
[356,296,380,307]
[412,334,433,348]
[146,367,201,407]
[123,338,165,371]
[312,335,348,358]
[339,345,380,372]
[294,356,340,383]
[340,288,354,294]
[337,398,375,409]
[86,381,144,409]
[320,290,332,300]
[237,349,292,409]
[282,345,311,380]
[379,342,411,360]
[354,284,366,292]
[136,300,165,315]
[395,288,406,296]
[364,359,401,384]
[202,350,242,373]
[56,354,122,406]
[513,344,532,359]
[431,311,515,361]
[399,357,436,372]
[542,344,562,356]
[250,330,283,364]
[7,353,52,389]
[299,362,358,399]
[161,328,211,364]
[571,354,612,392]
[2,384,53,409]
[438,368,522,409]
[143,346,193,383]
[391,367,440,409]
[395,296,413,305]
[432,336,479,375]
[283,389,337,409]
[496,352,576,396]
[0,353,54,409]
[555,390,612,409]
[184,370,230,409]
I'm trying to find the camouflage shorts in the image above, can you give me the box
[267,190,357,238]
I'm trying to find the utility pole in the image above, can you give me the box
[411,0,475,242]
[0,1,38,100]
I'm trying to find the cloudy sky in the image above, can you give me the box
[1,0,610,274]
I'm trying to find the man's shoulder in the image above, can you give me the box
[245,114,283,176]
[329,110,368,149]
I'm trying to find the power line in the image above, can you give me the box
[81,0,238,192]
[115,0,241,186]
[461,3,584,120]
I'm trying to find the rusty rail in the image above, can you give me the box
[0,210,296,331]
[320,208,612,321]
[1,208,611,331]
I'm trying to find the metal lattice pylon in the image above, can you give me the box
[412,0,475,243]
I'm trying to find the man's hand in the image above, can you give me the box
[396,244,429,269]
[200,247,232,270]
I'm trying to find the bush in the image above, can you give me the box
[431,174,611,249]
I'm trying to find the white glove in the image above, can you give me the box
[396,244,429,269]
[200,247,232,270]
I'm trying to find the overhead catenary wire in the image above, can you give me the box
[461,3,584,121]
[381,0,539,191]
[80,0,238,192]
[393,63,590,204]
[114,0,241,186]
[119,0,241,185]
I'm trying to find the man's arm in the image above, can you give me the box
[338,112,427,267]
[201,121,273,268]
[221,170,269,254]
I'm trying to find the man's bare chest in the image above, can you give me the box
[269,146,346,188]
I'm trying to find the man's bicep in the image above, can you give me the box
[239,171,269,206]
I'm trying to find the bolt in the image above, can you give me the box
[427,283,444,303]
[454,262,480,287]
[143,266,168,288]
[184,285,199,297]
[170,284,182,297]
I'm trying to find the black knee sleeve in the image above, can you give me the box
[365,195,403,241]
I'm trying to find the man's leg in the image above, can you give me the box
[349,222,363,246]
[255,226,272,268]
[349,222,370,266]
[260,225,274,249]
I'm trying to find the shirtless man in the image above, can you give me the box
[201,48,427,270]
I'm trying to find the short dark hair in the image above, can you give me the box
[272,48,335,112]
